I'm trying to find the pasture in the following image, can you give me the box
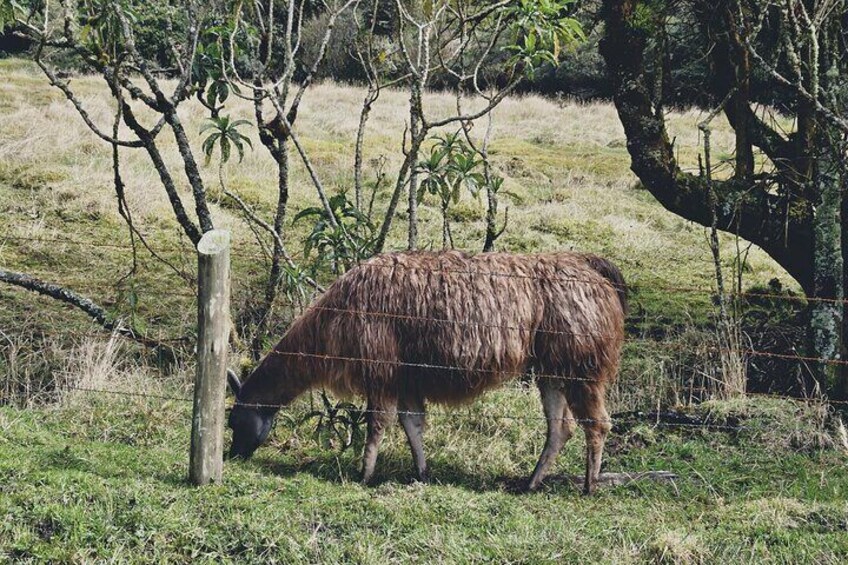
[1,58,847,562]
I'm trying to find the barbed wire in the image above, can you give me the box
[58,380,848,411]
[3,309,842,367]
[1,235,161,251]
[65,385,193,403]
[0,275,198,298]
[0,330,193,345]
[265,346,848,385]
[303,305,620,338]
[1,234,283,261]
[56,384,848,430]
[30,356,848,407]
[0,268,818,311]
[259,300,848,368]
[5,236,848,439]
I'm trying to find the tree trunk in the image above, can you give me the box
[600,0,814,292]
[601,0,848,397]
[252,141,290,358]
[812,132,845,397]
[841,173,848,398]
[0,268,173,351]
[407,88,422,251]
[165,108,215,234]
[117,100,202,244]
[483,184,499,252]
[374,132,425,254]
[354,97,373,212]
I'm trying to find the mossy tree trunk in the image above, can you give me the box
[600,0,848,397]
[811,132,844,393]
[408,88,422,251]
[599,0,813,289]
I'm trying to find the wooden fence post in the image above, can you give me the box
[190,229,231,485]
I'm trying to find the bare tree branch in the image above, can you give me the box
[221,185,324,292]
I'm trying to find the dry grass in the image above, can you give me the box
[0,59,783,286]
[645,529,708,564]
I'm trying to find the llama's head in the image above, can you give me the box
[226,370,275,459]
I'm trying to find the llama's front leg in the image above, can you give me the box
[527,380,574,491]
[361,399,395,485]
[398,394,429,482]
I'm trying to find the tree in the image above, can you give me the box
[0,1,222,342]
[353,0,585,253]
[217,0,355,355]
[599,0,848,396]
[2,0,344,353]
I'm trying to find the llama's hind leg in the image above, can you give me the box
[568,382,611,495]
[361,398,396,485]
[527,379,576,491]
[398,393,429,482]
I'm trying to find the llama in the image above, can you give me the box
[227,250,626,494]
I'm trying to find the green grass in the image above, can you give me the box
[2,396,847,563]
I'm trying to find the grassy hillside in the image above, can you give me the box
[0,58,796,400]
[3,59,846,563]
[0,58,791,337]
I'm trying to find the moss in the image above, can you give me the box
[493,139,632,181]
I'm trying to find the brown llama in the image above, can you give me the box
[227,250,626,494]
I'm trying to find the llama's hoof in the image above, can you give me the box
[524,479,542,493]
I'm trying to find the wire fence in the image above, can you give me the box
[3,233,847,447]
[6,319,846,436]
[0,302,840,366]
[3,315,843,481]
[59,384,754,432]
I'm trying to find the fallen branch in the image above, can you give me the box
[563,471,678,488]
[0,268,179,351]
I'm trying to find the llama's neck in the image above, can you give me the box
[238,311,322,408]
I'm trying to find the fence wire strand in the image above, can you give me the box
[60,385,750,431]
[6,300,848,365]
[4,234,848,442]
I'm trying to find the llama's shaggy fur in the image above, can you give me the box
[231,250,626,493]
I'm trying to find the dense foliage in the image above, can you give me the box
[1,0,818,108]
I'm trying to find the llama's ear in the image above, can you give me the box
[227,369,242,396]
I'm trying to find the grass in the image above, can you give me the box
[1,58,844,562]
[2,394,847,562]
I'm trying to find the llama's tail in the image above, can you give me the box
[583,254,628,315]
